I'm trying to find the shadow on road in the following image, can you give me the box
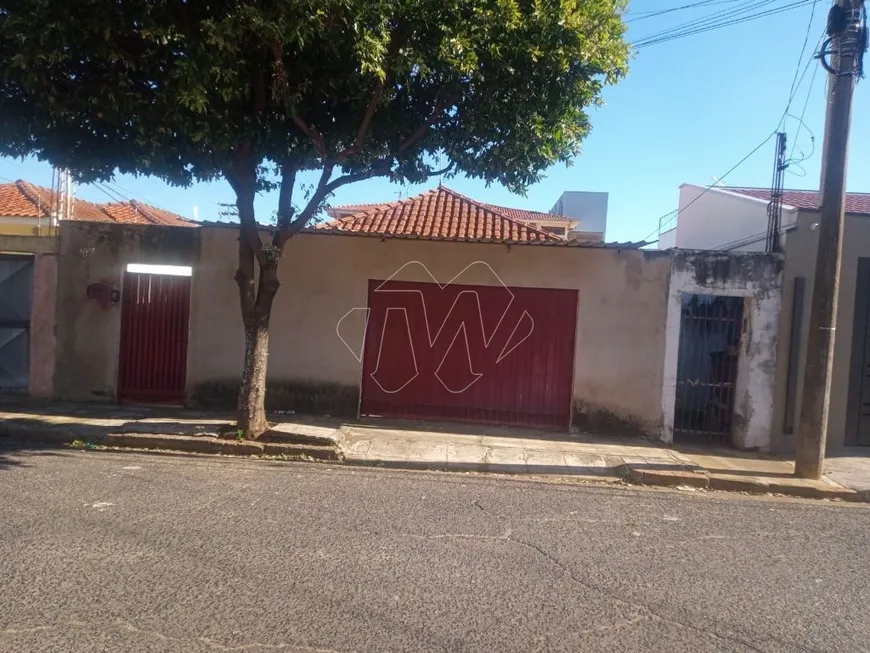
[0,440,66,471]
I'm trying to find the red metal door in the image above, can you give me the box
[117,271,191,404]
[360,279,577,429]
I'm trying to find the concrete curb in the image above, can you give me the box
[3,421,865,501]
[621,463,866,502]
[341,456,623,481]
[0,424,343,461]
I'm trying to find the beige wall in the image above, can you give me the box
[29,254,57,397]
[187,228,673,435]
[54,222,199,401]
[771,211,870,450]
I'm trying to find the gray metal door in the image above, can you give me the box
[0,254,34,391]
[673,294,743,443]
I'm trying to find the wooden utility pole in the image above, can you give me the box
[794,0,865,479]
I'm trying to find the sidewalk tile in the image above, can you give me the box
[447,443,488,467]
[524,450,570,474]
[484,446,527,473]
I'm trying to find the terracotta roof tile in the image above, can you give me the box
[100,200,196,227]
[316,186,563,244]
[722,187,870,215]
[482,203,576,223]
[331,199,575,224]
[0,180,196,226]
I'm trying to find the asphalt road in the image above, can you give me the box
[2,446,869,653]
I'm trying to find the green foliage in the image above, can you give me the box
[0,0,629,196]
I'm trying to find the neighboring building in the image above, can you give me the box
[329,187,606,243]
[51,184,782,451]
[327,196,582,238]
[0,179,196,233]
[658,184,870,451]
[549,191,609,240]
[0,179,194,397]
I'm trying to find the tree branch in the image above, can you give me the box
[274,163,335,247]
[427,161,455,177]
[268,40,327,157]
[336,80,384,162]
[275,160,299,229]
[225,157,268,268]
[395,95,457,154]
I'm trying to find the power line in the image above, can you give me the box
[635,0,815,48]
[782,0,821,122]
[640,132,776,243]
[710,224,790,250]
[637,1,814,48]
[637,0,813,46]
[626,0,739,23]
[787,50,822,164]
[108,180,136,198]
[644,14,824,244]
[91,182,127,203]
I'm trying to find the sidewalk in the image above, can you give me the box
[1,401,868,501]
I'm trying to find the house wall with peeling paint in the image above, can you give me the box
[53,222,199,401]
[660,250,784,450]
[50,221,788,446]
[186,227,673,436]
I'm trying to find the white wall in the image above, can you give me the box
[672,185,798,252]
[658,228,677,249]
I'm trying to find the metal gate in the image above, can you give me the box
[673,294,743,442]
[0,254,34,392]
[360,279,577,430]
[117,271,191,404]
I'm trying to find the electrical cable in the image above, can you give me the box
[638,0,814,45]
[639,132,776,243]
[635,0,815,48]
[787,45,823,164]
[92,182,127,203]
[637,2,814,49]
[781,0,821,126]
[626,0,739,23]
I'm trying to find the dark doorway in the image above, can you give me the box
[0,254,34,392]
[674,294,744,443]
[117,270,191,404]
[846,258,870,445]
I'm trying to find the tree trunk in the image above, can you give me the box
[237,316,270,437]
[235,257,281,439]
[230,171,283,440]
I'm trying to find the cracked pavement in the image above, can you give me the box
[1,446,869,652]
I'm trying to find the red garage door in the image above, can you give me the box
[360,279,577,430]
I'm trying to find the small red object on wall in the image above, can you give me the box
[86,283,120,309]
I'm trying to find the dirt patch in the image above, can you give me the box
[190,379,359,418]
[572,400,652,437]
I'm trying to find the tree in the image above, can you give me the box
[0,0,629,437]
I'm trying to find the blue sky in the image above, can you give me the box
[0,1,862,244]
